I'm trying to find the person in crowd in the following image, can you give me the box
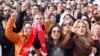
[0,0,100,56]
[91,22,100,56]
[0,2,29,56]
[61,19,97,56]
[56,1,64,23]
[81,4,88,17]
[46,24,72,56]
[90,14,100,26]
[13,2,21,12]
[32,13,47,56]
[76,3,81,10]
[90,15,97,26]
[5,13,34,56]
[74,8,82,19]
[44,5,56,18]
[59,13,75,26]
[44,14,57,34]
[61,19,74,56]
[3,5,12,19]
[31,4,41,20]
[4,2,39,56]
[25,7,32,21]
[81,15,90,28]
[13,1,28,33]
[61,19,74,37]
[18,13,47,56]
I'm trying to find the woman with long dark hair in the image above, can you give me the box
[46,24,72,56]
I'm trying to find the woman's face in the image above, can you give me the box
[50,15,56,24]
[93,24,100,36]
[51,27,60,40]
[64,15,72,20]
[90,17,96,25]
[76,22,87,36]
[63,20,73,33]
[23,23,32,37]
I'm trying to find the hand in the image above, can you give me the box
[11,12,18,19]
[32,23,43,31]
[57,9,62,14]
[44,12,49,19]
[21,2,29,11]
[36,23,43,31]
[32,23,37,29]
[71,23,78,33]
[92,47,97,54]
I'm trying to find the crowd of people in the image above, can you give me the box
[0,0,100,56]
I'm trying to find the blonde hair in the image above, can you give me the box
[91,22,100,35]
[75,19,92,48]
[75,19,91,37]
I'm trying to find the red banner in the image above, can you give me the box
[19,24,47,56]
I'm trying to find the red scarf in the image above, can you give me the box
[92,36,99,43]
[19,24,47,56]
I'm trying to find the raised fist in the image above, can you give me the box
[71,22,78,33]
[21,1,29,11]
[11,12,18,19]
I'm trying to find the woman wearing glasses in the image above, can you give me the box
[60,19,74,56]
[5,13,36,56]
[90,16,97,26]
[61,19,74,37]
[62,19,97,56]
[46,24,72,56]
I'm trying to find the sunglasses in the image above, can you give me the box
[90,21,95,23]
[63,23,73,26]
[24,27,32,29]
[52,30,60,33]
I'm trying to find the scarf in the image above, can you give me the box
[19,24,47,56]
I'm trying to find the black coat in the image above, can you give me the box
[94,41,100,56]
[46,39,73,56]
[0,10,26,56]
[0,15,14,56]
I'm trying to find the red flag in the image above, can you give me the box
[19,24,47,56]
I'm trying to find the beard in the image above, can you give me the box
[3,14,10,20]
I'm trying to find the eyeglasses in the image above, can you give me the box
[4,9,11,12]
[52,30,60,33]
[90,21,95,23]
[24,27,32,29]
[63,23,73,26]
